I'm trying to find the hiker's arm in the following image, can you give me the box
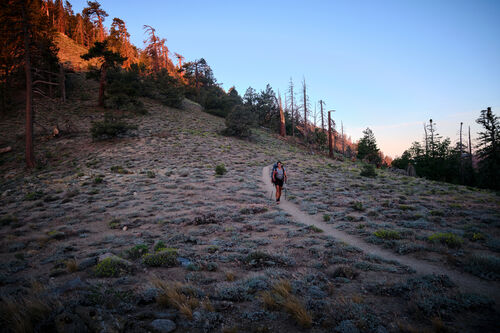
[272,170,276,182]
[284,170,287,182]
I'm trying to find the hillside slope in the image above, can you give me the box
[54,32,99,70]
[0,78,499,332]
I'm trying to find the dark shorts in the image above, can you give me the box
[274,178,284,187]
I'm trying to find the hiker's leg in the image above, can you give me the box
[277,186,282,200]
[275,185,280,200]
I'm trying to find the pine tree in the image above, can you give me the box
[476,107,500,189]
[81,40,125,106]
[357,128,381,165]
[82,1,108,42]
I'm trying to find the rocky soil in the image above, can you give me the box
[0,80,499,332]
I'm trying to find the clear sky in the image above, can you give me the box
[69,0,500,157]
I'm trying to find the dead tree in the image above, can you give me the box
[341,121,345,155]
[468,125,472,162]
[328,111,332,157]
[302,78,308,142]
[275,92,286,137]
[319,100,325,132]
[460,122,464,183]
[288,78,295,137]
[423,122,428,155]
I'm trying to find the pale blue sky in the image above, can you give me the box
[70,0,500,157]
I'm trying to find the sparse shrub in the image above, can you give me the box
[143,249,178,267]
[0,215,17,226]
[215,164,227,175]
[330,266,359,280]
[308,225,323,233]
[374,229,401,240]
[127,244,149,259]
[94,257,130,277]
[244,251,290,268]
[464,254,500,280]
[193,213,218,225]
[108,218,120,229]
[360,164,376,177]
[146,171,156,178]
[322,214,331,222]
[430,210,445,216]
[205,262,218,271]
[90,113,137,140]
[207,245,219,253]
[110,165,131,174]
[94,176,104,184]
[24,191,44,201]
[428,233,463,248]
[351,201,364,211]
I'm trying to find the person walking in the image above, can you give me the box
[272,161,287,204]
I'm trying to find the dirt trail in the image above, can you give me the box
[261,165,500,303]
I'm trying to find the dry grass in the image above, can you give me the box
[65,259,78,273]
[0,294,54,333]
[259,279,312,328]
[151,278,199,319]
[225,271,236,281]
[282,295,312,328]
[202,297,215,312]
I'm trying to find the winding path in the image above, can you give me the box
[261,165,500,304]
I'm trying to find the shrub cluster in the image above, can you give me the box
[91,113,137,140]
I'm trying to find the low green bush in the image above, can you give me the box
[127,244,149,260]
[464,254,500,280]
[374,229,401,240]
[428,232,463,248]
[91,113,137,140]
[142,249,178,267]
[360,164,376,177]
[94,257,129,277]
[215,164,227,175]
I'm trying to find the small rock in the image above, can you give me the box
[177,257,191,267]
[122,226,128,231]
[8,242,26,252]
[77,257,97,271]
[150,319,176,333]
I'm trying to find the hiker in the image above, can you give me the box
[272,161,287,203]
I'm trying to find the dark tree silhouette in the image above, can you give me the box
[81,40,125,106]
[476,107,500,189]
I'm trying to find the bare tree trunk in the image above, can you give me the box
[468,126,472,162]
[319,100,325,132]
[290,82,294,137]
[303,78,307,142]
[98,65,106,107]
[430,119,434,157]
[22,2,35,168]
[328,111,332,158]
[278,93,285,137]
[59,64,66,102]
[423,122,428,155]
[341,121,344,155]
[333,131,336,152]
[460,122,464,183]
[195,62,199,97]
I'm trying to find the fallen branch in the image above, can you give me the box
[0,146,12,154]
